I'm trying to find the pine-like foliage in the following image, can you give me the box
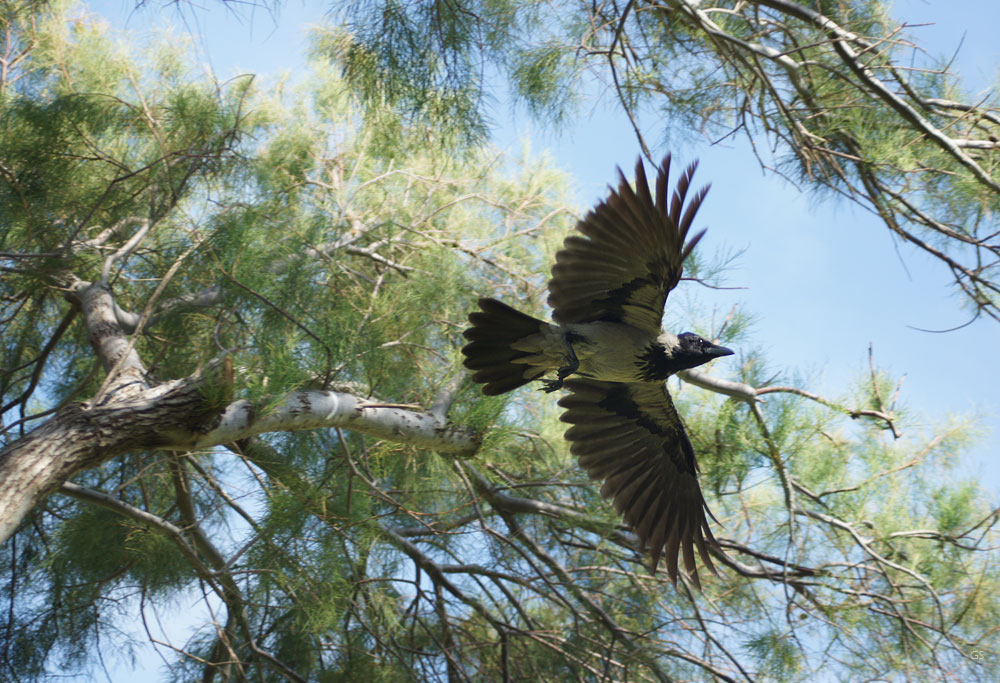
[337,0,1000,325]
[0,2,997,681]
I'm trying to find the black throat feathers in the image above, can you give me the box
[634,342,684,381]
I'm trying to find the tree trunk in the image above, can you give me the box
[0,378,211,542]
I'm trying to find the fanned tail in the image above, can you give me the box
[462,298,548,395]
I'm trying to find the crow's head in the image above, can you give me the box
[667,332,734,371]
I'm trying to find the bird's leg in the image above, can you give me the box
[541,333,580,392]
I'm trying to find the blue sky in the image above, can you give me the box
[75,0,1000,678]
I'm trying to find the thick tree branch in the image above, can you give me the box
[0,377,212,544]
[70,278,148,382]
[0,382,477,544]
[180,389,479,455]
[677,368,757,403]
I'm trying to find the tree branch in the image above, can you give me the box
[180,389,479,456]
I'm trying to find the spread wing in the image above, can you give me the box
[558,378,720,586]
[547,156,709,335]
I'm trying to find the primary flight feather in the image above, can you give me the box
[462,156,732,586]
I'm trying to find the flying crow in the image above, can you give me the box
[462,156,732,586]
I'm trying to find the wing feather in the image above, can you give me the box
[548,156,710,334]
[558,377,721,584]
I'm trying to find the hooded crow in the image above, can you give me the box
[462,156,732,586]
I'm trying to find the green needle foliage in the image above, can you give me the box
[336,0,1000,325]
[0,2,997,681]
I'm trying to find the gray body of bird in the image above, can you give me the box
[511,322,659,382]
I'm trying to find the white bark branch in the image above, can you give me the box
[677,368,758,403]
[178,389,478,456]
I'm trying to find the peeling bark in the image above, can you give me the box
[0,383,479,544]
[182,389,479,454]
[0,379,210,542]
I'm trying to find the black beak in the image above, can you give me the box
[706,344,734,359]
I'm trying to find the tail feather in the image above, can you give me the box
[462,298,547,395]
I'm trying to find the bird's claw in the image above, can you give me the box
[540,334,581,392]
[540,378,564,393]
